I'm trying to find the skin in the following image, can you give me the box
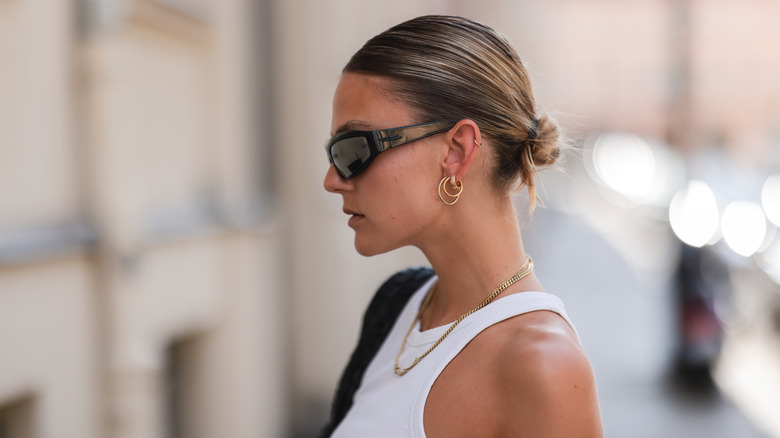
[324,72,603,438]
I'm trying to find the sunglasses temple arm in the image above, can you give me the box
[376,123,454,151]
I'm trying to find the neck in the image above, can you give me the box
[416,196,542,330]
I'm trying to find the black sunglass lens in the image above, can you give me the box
[331,136,371,178]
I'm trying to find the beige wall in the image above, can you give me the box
[0,0,79,230]
[0,258,98,438]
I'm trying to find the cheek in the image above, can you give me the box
[400,173,440,216]
[367,145,442,227]
[387,182,437,226]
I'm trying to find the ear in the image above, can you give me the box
[441,119,482,181]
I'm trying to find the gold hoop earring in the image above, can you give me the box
[438,176,464,205]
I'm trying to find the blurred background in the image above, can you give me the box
[1,0,779,437]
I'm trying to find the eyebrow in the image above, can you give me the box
[331,120,375,136]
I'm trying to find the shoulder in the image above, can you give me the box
[490,309,584,370]
[482,310,603,437]
[484,310,589,391]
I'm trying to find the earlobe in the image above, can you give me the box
[441,119,481,181]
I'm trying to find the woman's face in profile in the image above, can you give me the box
[324,73,446,256]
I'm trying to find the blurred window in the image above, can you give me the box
[0,397,35,438]
[164,336,202,438]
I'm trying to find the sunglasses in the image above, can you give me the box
[325,121,454,179]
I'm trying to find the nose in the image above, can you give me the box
[323,164,352,193]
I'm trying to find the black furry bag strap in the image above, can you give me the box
[319,267,435,437]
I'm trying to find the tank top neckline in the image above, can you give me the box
[405,277,550,347]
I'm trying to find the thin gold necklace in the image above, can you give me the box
[394,256,534,376]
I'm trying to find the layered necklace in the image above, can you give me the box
[394,256,534,376]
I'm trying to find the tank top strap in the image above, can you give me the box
[460,291,578,341]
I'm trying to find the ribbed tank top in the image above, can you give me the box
[331,275,579,438]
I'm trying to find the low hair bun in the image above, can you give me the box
[528,115,560,168]
[510,114,561,210]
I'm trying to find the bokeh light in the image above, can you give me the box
[721,201,768,258]
[669,181,720,247]
[592,133,656,201]
[762,175,780,227]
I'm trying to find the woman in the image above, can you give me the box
[321,15,602,437]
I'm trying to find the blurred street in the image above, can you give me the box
[522,162,774,437]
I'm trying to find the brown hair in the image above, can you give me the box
[344,15,560,209]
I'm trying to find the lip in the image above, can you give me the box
[344,208,364,227]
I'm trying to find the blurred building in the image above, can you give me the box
[0,0,283,437]
[1,1,779,438]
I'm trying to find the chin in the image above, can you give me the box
[353,235,397,257]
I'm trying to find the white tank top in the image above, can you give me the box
[331,275,579,438]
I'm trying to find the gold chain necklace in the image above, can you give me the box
[394,256,534,376]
